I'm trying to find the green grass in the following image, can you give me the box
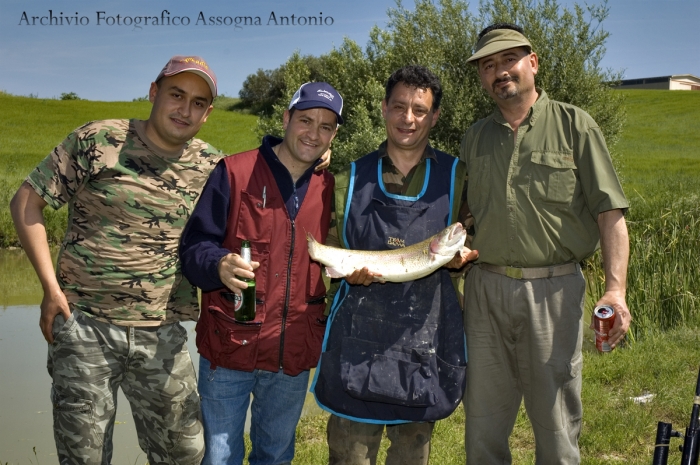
[0,91,259,247]
[614,90,700,196]
[580,90,700,339]
[583,191,700,340]
[290,329,700,465]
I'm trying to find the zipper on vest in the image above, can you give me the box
[279,220,295,370]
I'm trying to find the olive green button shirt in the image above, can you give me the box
[459,90,628,267]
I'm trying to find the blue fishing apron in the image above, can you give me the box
[311,150,467,423]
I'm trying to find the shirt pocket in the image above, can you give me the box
[529,151,577,205]
[235,190,273,294]
[236,190,274,244]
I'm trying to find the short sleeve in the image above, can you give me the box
[26,127,93,210]
[575,123,629,218]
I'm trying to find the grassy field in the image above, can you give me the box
[614,90,700,196]
[584,90,700,339]
[0,91,259,247]
[290,329,700,465]
[1,89,699,464]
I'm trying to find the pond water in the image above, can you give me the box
[0,249,321,465]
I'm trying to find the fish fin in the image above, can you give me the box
[325,267,346,279]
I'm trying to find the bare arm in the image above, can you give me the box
[594,208,630,348]
[10,182,70,343]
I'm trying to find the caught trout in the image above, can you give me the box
[307,222,467,283]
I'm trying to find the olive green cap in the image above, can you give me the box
[467,29,533,63]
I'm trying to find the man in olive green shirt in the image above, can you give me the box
[457,24,630,464]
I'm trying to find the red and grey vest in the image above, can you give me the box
[312,149,467,423]
[196,149,334,375]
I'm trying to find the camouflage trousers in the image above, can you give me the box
[327,415,434,465]
[48,308,204,465]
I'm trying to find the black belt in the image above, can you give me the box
[479,263,578,280]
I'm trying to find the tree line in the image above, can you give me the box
[238,0,624,173]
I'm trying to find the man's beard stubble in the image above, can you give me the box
[493,76,519,100]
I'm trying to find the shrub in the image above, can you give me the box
[253,0,625,173]
[60,92,81,101]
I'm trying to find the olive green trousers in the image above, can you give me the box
[463,265,585,465]
[327,414,434,465]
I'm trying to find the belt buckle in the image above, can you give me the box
[505,267,523,279]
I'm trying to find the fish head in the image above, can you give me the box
[429,222,467,258]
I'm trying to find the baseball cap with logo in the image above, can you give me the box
[467,28,533,64]
[288,82,344,124]
[156,55,218,100]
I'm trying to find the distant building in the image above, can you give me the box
[616,74,700,90]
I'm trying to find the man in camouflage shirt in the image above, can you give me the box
[10,55,221,464]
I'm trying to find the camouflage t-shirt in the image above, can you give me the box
[26,119,224,325]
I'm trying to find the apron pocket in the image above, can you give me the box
[340,337,438,407]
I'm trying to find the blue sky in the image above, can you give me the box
[1,0,698,101]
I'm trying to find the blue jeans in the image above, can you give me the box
[198,356,310,465]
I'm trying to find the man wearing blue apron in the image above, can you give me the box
[312,65,477,465]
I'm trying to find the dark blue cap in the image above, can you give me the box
[288,82,344,124]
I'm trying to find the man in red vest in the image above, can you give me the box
[179,82,343,465]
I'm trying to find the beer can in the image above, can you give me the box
[593,305,615,352]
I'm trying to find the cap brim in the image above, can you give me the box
[161,68,217,100]
[467,40,531,63]
[293,100,343,124]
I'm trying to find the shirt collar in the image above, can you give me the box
[260,135,321,186]
[376,140,438,163]
[493,88,549,127]
[529,88,548,126]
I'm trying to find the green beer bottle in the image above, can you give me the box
[234,240,256,322]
